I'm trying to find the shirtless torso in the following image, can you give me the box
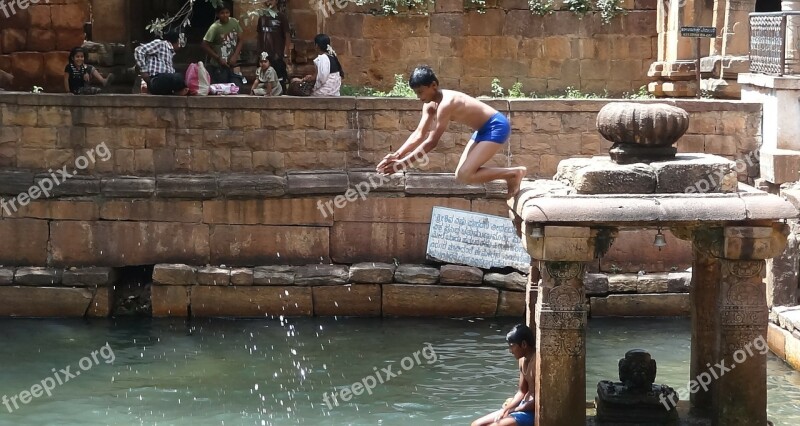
[423,89,498,132]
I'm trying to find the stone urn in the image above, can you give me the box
[597,102,689,164]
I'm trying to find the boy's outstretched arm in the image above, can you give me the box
[378,103,450,173]
[377,104,433,173]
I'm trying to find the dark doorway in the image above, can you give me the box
[755,0,781,12]
[131,0,229,44]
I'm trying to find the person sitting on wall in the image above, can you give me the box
[202,2,246,88]
[290,34,343,96]
[251,52,282,96]
[257,0,291,91]
[134,30,189,96]
[64,47,114,95]
[470,324,537,426]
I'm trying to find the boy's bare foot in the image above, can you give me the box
[505,166,527,199]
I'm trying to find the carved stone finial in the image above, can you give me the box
[618,349,657,391]
[596,102,690,164]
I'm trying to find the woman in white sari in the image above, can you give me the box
[308,34,343,96]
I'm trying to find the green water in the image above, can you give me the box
[1,317,799,425]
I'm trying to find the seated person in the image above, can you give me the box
[471,324,536,426]
[64,47,113,95]
[252,52,282,96]
[202,3,246,87]
[257,0,291,90]
[291,34,343,96]
[134,31,189,96]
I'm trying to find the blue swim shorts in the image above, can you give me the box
[509,410,535,426]
[471,112,511,144]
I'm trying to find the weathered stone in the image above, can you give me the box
[766,219,799,307]
[585,273,609,296]
[768,323,788,360]
[555,157,656,194]
[590,294,691,317]
[781,309,800,333]
[0,219,48,265]
[330,222,429,264]
[286,171,348,194]
[0,170,34,195]
[153,264,197,285]
[439,265,483,285]
[157,175,218,199]
[51,222,209,267]
[218,174,287,198]
[313,284,381,316]
[651,154,737,194]
[405,173,486,196]
[191,286,313,317]
[62,267,116,287]
[100,200,203,222]
[349,262,395,284]
[202,199,331,226]
[383,284,498,316]
[497,291,526,317]
[196,267,231,286]
[608,275,637,293]
[101,177,155,198]
[483,272,527,291]
[47,175,101,196]
[0,287,93,317]
[151,285,189,317]
[785,329,800,371]
[394,264,440,284]
[347,170,405,192]
[253,266,296,285]
[14,267,62,286]
[210,225,329,266]
[230,268,254,286]
[0,268,13,284]
[667,271,691,292]
[600,229,692,273]
[636,273,670,293]
[294,264,349,286]
[87,287,111,318]
[335,197,470,223]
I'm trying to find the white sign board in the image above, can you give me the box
[426,207,531,272]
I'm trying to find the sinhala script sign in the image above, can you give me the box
[426,207,531,272]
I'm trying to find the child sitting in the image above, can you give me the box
[64,47,113,95]
[251,52,282,96]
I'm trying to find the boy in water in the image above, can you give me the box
[471,324,536,426]
[376,66,527,198]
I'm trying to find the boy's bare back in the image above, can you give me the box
[426,89,500,132]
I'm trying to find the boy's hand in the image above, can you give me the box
[376,153,400,174]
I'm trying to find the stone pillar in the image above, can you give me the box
[522,224,598,426]
[783,1,800,74]
[526,262,540,329]
[713,225,789,425]
[689,227,723,413]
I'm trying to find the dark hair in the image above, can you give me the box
[163,30,180,44]
[409,66,438,88]
[506,324,535,347]
[68,47,85,65]
[314,34,331,53]
[216,2,232,13]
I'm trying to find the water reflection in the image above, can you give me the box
[0,317,798,425]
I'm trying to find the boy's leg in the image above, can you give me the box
[470,408,505,426]
[455,139,527,198]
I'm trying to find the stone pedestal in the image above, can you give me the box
[783,1,800,74]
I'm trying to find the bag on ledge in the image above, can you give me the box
[287,80,314,96]
[209,83,240,95]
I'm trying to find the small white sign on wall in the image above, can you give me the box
[426,206,531,272]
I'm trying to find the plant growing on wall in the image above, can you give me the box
[146,0,276,37]
[596,0,625,24]
[527,0,555,15]
[563,0,592,17]
[464,0,487,13]
[352,0,435,15]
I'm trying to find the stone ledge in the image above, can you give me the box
[769,307,800,371]
[590,294,690,317]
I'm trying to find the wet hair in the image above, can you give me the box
[68,47,85,65]
[409,66,438,88]
[506,324,535,347]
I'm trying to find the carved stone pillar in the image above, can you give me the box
[521,224,599,426]
[536,261,586,426]
[783,1,800,74]
[689,227,723,413]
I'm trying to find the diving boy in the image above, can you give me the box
[376,66,527,198]
[471,324,536,426]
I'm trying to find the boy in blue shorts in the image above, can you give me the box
[376,66,527,198]
[470,324,536,426]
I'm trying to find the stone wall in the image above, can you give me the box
[0,95,763,180]
[0,0,91,92]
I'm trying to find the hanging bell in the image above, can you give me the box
[529,225,544,239]
[653,229,667,249]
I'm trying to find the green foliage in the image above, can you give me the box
[352,0,434,15]
[491,78,505,98]
[508,81,525,98]
[528,0,555,15]
[340,74,415,97]
[465,0,487,13]
[596,0,626,24]
[557,86,609,99]
[241,7,278,27]
[626,85,655,99]
[563,0,592,17]
[31,86,43,94]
